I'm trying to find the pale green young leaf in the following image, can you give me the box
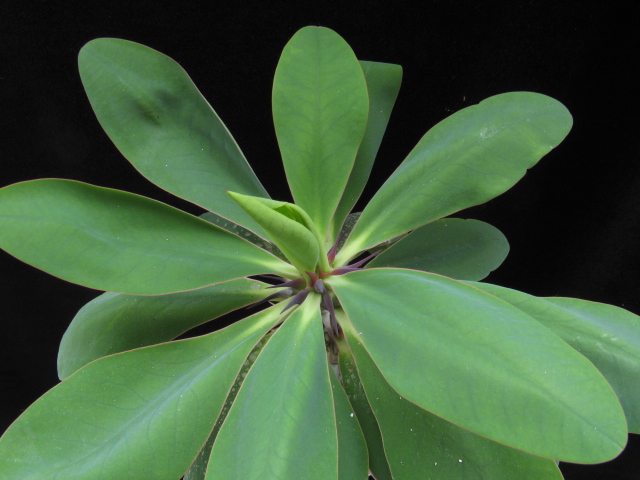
[58,278,271,379]
[0,180,291,294]
[227,191,320,274]
[469,281,640,434]
[330,268,627,462]
[0,305,281,480]
[330,61,403,242]
[79,38,269,237]
[368,218,509,280]
[337,92,572,263]
[206,295,339,480]
[273,26,369,241]
[342,319,564,480]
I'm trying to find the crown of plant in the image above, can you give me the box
[0,26,638,480]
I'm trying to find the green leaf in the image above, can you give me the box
[273,26,369,241]
[337,330,394,480]
[0,179,292,294]
[206,295,339,480]
[58,278,270,379]
[330,61,403,242]
[342,319,564,480]
[330,268,627,462]
[368,218,509,280]
[227,191,320,274]
[337,92,572,264]
[469,281,640,434]
[329,365,369,480]
[184,331,273,480]
[0,305,281,479]
[79,38,270,238]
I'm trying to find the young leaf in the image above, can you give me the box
[342,319,564,480]
[273,26,369,241]
[337,330,394,480]
[0,179,292,294]
[0,305,282,479]
[206,295,339,480]
[367,218,509,280]
[337,92,572,264]
[330,61,403,242]
[79,38,270,238]
[468,281,640,434]
[330,268,627,462]
[57,278,271,379]
[329,366,369,480]
[227,191,320,274]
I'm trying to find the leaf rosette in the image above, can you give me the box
[0,25,637,480]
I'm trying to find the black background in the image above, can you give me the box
[2,2,639,478]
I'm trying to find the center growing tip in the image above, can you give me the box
[261,248,383,347]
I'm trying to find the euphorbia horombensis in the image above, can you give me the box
[1,25,638,480]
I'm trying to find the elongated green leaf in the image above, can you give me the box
[329,366,369,480]
[337,92,572,264]
[342,319,564,480]
[273,26,369,241]
[469,281,640,434]
[331,61,403,242]
[184,331,273,480]
[79,38,269,237]
[0,180,292,294]
[368,218,509,280]
[337,332,394,480]
[228,191,320,274]
[330,268,627,462]
[206,295,339,480]
[58,278,270,379]
[0,305,281,480]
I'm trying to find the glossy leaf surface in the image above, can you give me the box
[368,218,509,280]
[273,26,369,240]
[330,268,627,462]
[0,180,290,294]
[337,330,393,480]
[331,61,402,241]
[470,281,640,434]
[206,296,339,480]
[329,366,369,480]
[0,306,281,479]
[228,192,320,274]
[342,320,564,480]
[79,38,269,237]
[58,278,270,379]
[337,92,572,263]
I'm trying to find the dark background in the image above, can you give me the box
[1,2,638,478]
